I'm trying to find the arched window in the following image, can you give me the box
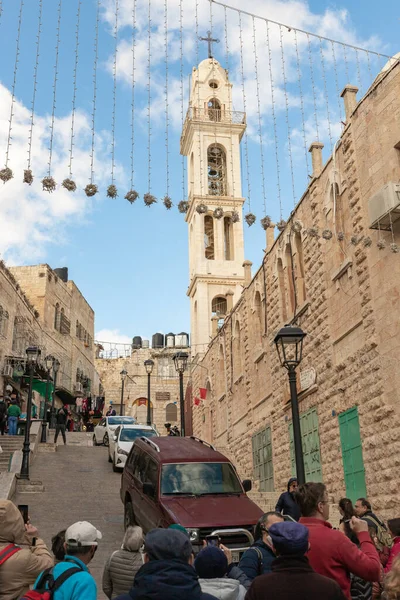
[190,153,195,187]
[208,144,226,196]
[212,296,227,329]
[224,217,234,260]
[218,344,226,397]
[294,232,306,305]
[166,403,178,422]
[204,216,215,260]
[254,291,262,339]
[285,244,295,315]
[277,258,287,322]
[0,306,9,338]
[207,98,221,122]
[233,320,242,377]
[54,303,61,331]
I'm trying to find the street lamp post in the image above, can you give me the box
[120,369,127,416]
[20,346,41,479]
[173,352,189,437]
[50,359,61,430]
[144,360,154,426]
[274,325,307,485]
[40,355,54,443]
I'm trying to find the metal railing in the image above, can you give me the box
[181,107,246,143]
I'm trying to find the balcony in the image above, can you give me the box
[181,107,246,147]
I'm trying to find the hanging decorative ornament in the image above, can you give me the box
[23,170,33,185]
[377,239,386,249]
[230,211,240,224]
[178,200,189,214]
[107,184,118,199]
[260,216,272,230]
[41,176,57,193]
[337,231,345,241]
[196,203,208,214]
[85,183,98,197]
[350,235,359,246]
[144,193,157,207]
[125,190,139,204]
[277,219,287,232]
[0,168,13,183]
[163,196,173,210]
[62,178,77,192]
[363,236,372,248]
[390,243,399,253]
[307,227,320,238]
[291,220,302,233]
[245,213,256,227]
[213,207,224,220]
[322,229,333,240]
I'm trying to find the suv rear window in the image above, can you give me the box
[161,462,242,495]
[120,429,157,442]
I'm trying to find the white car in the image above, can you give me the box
[109,424,159,472]
[93,416,136,447]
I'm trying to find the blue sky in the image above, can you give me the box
[0,0,398,350]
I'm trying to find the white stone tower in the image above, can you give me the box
[180,57,247,356]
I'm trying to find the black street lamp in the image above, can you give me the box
[20,346,41,479]
[144,360,154,426]
[50,359,61,430]
[40,355,54,443]
[274,325,307,485]
[173,352,189,437]
[120,369,127,416]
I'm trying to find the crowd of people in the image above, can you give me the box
[0,480,399,600]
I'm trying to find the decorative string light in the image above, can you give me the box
[355,48,363,92]
[24,0,43,185]
[63,0,82,192]
[0,0,24,184]
[252,16,267,221]
[163,0,172,209]
[306,33,319,142]
[331,41,343,124]
[125,0,138,203]
[224,5,236,216]
[86,0,100,198]
[107,0,119,199]
[179,0,186,205]
[294,29,309,177]
[143,0,156,206]
[238,11,251,217]
[318,36,333,152]
[342,43,350,84]
[279,25,296,206]
[195,0,204,198]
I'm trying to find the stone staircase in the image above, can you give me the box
[0,437,24,473]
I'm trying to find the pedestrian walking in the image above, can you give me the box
[102,526,144,599]
[238,511,284,581]
[0,500,53,600]
[297,482,381,599]
[0,397,7,435]
[275,477,301,521]
[245,520,346,600]
[385,520,400,573]
[33,520,102,600]
[6,398,20,436]
[54,407,67,444]
[195,544,247,600]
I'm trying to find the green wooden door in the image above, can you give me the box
[289,407,322,481]
[252,426,274,492]
[338,407,367,502]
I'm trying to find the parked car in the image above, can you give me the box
[120,436,263,559]
[93,416,135,447]
[109,424,159,471]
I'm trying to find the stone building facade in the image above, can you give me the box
[189,59,400,516]
[95,345,190,435]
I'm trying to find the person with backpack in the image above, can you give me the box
[238,512,284,582]
[0,500,53,600]
[32,520,102,600]
[355,498,393,566]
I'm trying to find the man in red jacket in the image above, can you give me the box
[297,482,381,599]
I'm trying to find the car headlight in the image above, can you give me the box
[117,446,129,456]
[186,528,199,543]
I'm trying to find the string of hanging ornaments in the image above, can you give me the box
[0,0,398,254]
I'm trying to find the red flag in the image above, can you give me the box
[194,397,201,406]
[199,388,207,400]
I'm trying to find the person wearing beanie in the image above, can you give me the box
[275,477,301,521]
[194,545,247,600]
[168,523,189,537]
[114,528,217,600]
[246,521,347,600]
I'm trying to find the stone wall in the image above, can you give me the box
[190,62,400,518]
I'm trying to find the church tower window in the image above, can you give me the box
[212,296,227,329]
[204,216,215,260]
[208,98,221,122]
[208,144,226,196]
[224,217,234,260]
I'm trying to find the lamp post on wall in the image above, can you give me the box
[120,369,127,416]
[144,360,154,426]
[274,325,307,485]
[173,352,189,437]
[40,355,54,443]
[50,359,61,430]
[20,346,41,479]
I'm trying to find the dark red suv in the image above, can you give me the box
[120,436,263,557]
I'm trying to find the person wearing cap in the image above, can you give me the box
[246,521,347,600]
[33,520,102,600]
[275,477,301,521]
[195,545,247,600]
[114,528,217,600]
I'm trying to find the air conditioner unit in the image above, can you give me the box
[369,182,400,230]
[74,382,83,393]
[2,365,13,378]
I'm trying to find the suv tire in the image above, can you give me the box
[103,433,109,447]
[124,500,136,529]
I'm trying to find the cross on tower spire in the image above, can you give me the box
[199,30,220,59]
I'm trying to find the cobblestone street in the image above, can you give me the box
[14,437,124,600]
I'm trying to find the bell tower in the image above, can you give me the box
[180,57,247,356]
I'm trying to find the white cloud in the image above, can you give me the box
[95,328,132,345]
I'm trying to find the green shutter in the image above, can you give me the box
[252,426,274,492]
[338,407,367,502]
[289,407,322,482]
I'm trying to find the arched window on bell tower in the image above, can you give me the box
[208,144,226,196]
[224,217,234,260]
[207,98,221,122]
[204,216,215,260]
[212,296,227,329]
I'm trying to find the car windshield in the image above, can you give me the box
[161,462,243,495]
[108,417,135,425]
[120,429,157,442]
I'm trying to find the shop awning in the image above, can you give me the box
[32,379,54,398]
[56,387,76,405]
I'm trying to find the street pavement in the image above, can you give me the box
[14,437,125,599]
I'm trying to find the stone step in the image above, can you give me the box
[16,478,45,493]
